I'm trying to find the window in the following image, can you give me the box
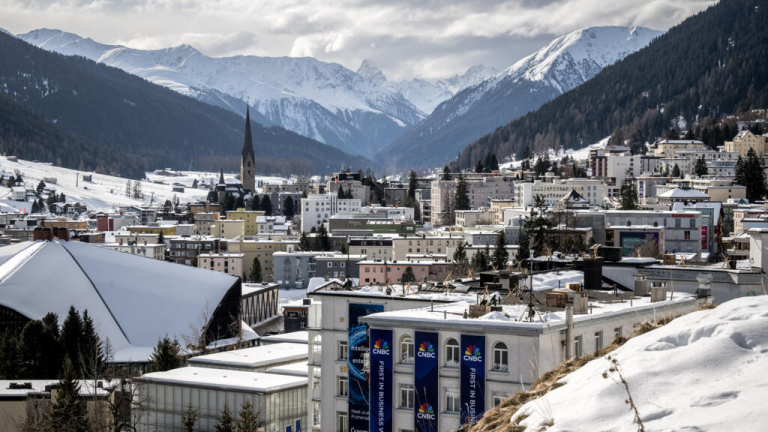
[493,393,508,407]
[675,219,681,228]
[445,338,460,367]
[400,335,414,364]
[338,341,348,361]
[690,218,696,228]
[493,342,508,371]
[313,368,321,390]
[400,384,415,409]
[445,389,460,413]
[684,231,691,240]
[337,376,348,397]
[336,412,347,432]
[313,402,321,426]
[614,327,623,339]
[574,336,583,357]
[595,331,603,351]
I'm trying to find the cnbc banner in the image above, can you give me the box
[460,334,486,425]
[369,329,393,432]
[349,303,384,432]
[414,331,439,432]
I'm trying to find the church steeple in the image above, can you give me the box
[240,107,256,193]
[242,107,255,160]
[219,167,225,185]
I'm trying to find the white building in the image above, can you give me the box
[301,195,361,232]
[10,187,26,202]
[515,178,604,208]
[101,242,166,260]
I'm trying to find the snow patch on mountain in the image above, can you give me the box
[356,59,497,114]
[17,29,424,157]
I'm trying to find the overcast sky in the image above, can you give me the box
[1,0,714,81]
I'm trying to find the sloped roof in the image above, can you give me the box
[0,241,239,362]
[559,189,588,203]
[659,188,709,199]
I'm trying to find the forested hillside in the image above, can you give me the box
[0,32,376,177]
[457,0,768,168]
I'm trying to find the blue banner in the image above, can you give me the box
[369,329,393,432]
[460,334,486,425]
[349,303,384,432]
[295,419,301,432]
[415,331,439,432]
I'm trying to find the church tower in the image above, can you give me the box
[240,107,256,193]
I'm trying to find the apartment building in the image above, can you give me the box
[605,210,703,259]
[348,237,393,261]
[515,178,604,207]
[301,195,362,232]
[650,139,707,158]
[358,260,450,284]
[226,208,266,236]
[210,220,245,240]
[724,130,767,157]
[227,238,299,281]
[391,236,462,261]
[198,252,245,278]
[430,174,515,226]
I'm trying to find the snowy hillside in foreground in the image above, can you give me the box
[0,157,288,212]
[379,26,662,169]
[510,296,768,432]
[16,29,423,157]
[357,59,498,114]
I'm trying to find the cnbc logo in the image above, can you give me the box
[417,403,436,420]
[463,345,482,362]
[372,339,390,355]
[417,341,436,358]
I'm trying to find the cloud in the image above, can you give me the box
[1,0,715,80]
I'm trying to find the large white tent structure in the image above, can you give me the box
[0,241,241,363]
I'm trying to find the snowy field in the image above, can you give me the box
[511,296,768,432]
[500,137,609,170]
[0,156,290,212]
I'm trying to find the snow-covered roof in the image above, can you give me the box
[136,366,307,393]
[658,188,709,199]
[187,343,307,369]
[0,241,239,363]
[260,331,310,344]
[266,361,310,377]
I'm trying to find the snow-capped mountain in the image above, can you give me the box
[356,59,497,114]
[379,26,663,169]
[17,28,425,157]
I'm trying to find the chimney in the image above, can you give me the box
[572,291,589,314]
[633,273,648,296]
[650,283,667,303]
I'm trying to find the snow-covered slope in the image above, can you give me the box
[380,26,662,169]
[17,29,424,157]
[0,156,289,211]
[356,59,497,114]
[510,296,768,432]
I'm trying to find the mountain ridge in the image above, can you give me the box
[378,26,662,170]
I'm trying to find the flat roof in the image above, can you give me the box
[266,362,310,377]
[135,366,307,393]
[187,343,307,369]
[260,331,310,344]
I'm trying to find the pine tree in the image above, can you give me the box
[249,257,262,282]
[694,155,708,176]
[619,169,639,210]
[337,185,346,198]
[158,231,165,244]
[489,154,499,171]
[315,224,331,251]
[31,200,39,214]
[452,241,468,275]
[515,229,530,264]
[0,328,20,379]
[19,320,46,378]
[454,174,470,211]
[215,402,236,432]
[192,179,199,188]
[492,231,509,269]
[125,180,133,197]
[251,195,260,211]
[150,336,183,372]
[36,180,46,195]
[260,195,272,216]
[525,196,552,255]
[60,306,83,375]
[283,196,295,218]
[401,266,416,283]
[80,310,105,379]
[408,170,418,198]
[471,247,488,273]
[51,357,91,432]
[299,231,312,251]
[671,163,681,178]
[475,160,484,173]
[181,402,199,432]
[235,195,245,210]
[236,398,259,432]
[442,166,452,181]
[738,148,768,202]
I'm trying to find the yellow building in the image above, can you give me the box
[226,208,265,236]
[490,199,516,224]
[127,225,177,235]
[210,220,245,239]
[40,217,88,231]
[724,130,767,157]
[227,238,298,281]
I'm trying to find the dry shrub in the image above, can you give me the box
[468,312,691,432]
